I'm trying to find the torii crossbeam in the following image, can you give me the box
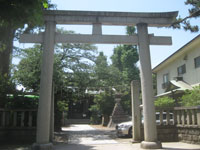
[20,10,178,150]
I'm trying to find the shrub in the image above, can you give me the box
[5,95,39,109]
[181,86,200,106]
[154,96,175,107]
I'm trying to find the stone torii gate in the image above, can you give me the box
[20,10,178,150]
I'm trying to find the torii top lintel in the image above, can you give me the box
[43,10,178,27]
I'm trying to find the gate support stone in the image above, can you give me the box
[137,23,161,149]
[131,80,141,142]
[32,21,55,150]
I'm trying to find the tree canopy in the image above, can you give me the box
[0,0,53,28]
[181,86,200,106]
[111,26,139,84]
[14,29,97,93]
[172,0,200,32]
[0,0,54,76]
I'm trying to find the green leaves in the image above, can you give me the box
[171,0,200,32]
[43,2,49,9]
[155,96,175,107]
[14,45,42,92]
[14,29,97,94]
[111,44,139,83]
[181,86,200,106]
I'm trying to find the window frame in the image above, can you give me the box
[162,73,169,89]
[194,56,200,68]
[177,64,186,76]
[163,73,169,84]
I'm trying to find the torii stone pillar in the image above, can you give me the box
[137,23,161,149]
[32,21,55,150]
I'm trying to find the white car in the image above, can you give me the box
[116,112,173,137]
[116,121,133,137]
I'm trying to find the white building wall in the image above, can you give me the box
[157,46,200,95]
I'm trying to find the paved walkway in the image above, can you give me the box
[1,124,200,150]
[59,124,118,145]
[54,124,200,150]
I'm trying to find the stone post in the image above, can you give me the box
[197,106,200,126]
[50,83,55,142]
[32,21,55,150]
[131,80,141,142]
[137,23,162,149]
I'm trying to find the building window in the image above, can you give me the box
[163,74,169,83]
[162,73,169,89]
[177,64,186,76]
[194,56,200,68]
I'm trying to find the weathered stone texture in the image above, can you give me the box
[177,127,200,144]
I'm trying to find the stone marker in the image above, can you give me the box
[131,80,141,142]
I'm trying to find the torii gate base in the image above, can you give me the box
[20,10,178,150]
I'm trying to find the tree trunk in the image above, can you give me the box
[0,25,15,108]
[0,25,15,76]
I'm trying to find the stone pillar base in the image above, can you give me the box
[32,143,54,150]
[131,140,140,143]
[141,141,162,149]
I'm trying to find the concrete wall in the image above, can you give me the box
[156,45,200,95]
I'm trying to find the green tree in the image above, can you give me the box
[172,0,200,32]
[0,0,54,76]
[111,26,139,83]
[181,86,200,106]
[154,96,175,107]
[93,52,122,87]
[110,26,139,114]
[0,74,16,107]
[89,91,115,124]
[14,29,97,93]
[14,29,97,129]
[152,73,157,95]
[93,52,109,87]
[14,45,42,92]
[89,27,139,122]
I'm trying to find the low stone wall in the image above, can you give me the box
[177,126,200,144]
[140,125,178,142]
[157,125,178,142]
[140,125,200,144]
[0,128,36,144]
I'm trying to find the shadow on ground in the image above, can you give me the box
[54,144,96,150]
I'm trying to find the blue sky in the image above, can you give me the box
[17,0,199,68]
[50,0,200,68]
